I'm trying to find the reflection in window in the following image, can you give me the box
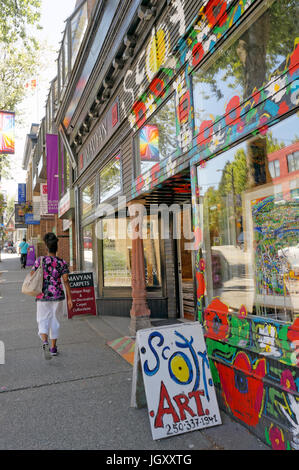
[82,182,95,218]
[287,151,299,173]
[136,97,177,175]
[193,0,297,131]
[83,224,94,272]
[71,2,88,68]
[269,160,280,178]
[198,115,299,323]
[102,216,161,288]
[99,155,121,202]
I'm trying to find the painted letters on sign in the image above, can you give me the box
[136,322,221,440]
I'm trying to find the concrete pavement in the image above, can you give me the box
[0,253,269,451]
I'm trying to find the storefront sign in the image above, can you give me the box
[67,271,97,319]
[46,134,59,213]
[24,213,40,225]
[79,98,120,173]
[40,183,52,217]
[135,322,221,440]
[14,203,26,228]
[18,183,26,203]
[58,188,74,219]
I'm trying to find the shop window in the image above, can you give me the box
[70,2,88,68]
[102,215,161,288]
[99,155,121,202]
[81,181,95,219]
[197,114,299,323]
[192,0,297,135]
[269,160,280,178]
[287,151,299,173]
[83,223,96,277]
[135,96,177,175]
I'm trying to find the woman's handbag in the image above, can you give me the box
[21,257,44,297]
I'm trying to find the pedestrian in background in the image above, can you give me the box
[19,238,29,269]
[30,232,73,359]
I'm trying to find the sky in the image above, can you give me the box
[2,0,76,200]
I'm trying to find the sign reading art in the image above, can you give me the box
[136,322,221,440]
[67,272,97,319]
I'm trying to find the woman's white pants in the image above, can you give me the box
[36,301,62,340]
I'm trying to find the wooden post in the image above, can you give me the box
[128,200,151,336]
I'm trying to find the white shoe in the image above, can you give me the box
[42,342,52,360]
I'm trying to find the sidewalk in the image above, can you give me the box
[0,253,269,450]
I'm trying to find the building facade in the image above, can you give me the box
[24,0,299,450]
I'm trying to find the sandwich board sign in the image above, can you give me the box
[67,272,97,319]
[135,321,221,440]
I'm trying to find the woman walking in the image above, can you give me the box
[31,233,73,359]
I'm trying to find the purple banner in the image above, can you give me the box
[26,245,36,267]
[46,134,59,214]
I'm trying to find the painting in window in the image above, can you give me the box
[137,96,177,175]
[197,114,299,323]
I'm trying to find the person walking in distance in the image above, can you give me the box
[19,238,29,269]
[30,233,73,359]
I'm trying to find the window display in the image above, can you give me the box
[197,115,299,322]
[102,216,161,288]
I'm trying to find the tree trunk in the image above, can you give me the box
[236,12,272,188]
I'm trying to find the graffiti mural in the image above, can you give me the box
[126,0,299,450]
[136,322,222,440]
[130,0,299,199]
[203,304,299,449]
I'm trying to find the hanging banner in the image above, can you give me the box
[0,111,15,154]
[14,203,26,228]
[135,322,222,440]
[67,272,97,319]
[18,184,26,204]
[46,134,59,214]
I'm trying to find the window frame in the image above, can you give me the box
[133,93,178,178]
[99,153,123,203]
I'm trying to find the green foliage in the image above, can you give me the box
[0,0,42,180]
[193,0,298,100]
[0,0,41,49]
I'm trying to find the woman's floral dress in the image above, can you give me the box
[33,256,69,301]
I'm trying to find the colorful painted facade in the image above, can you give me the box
[123,0,299,449]
[52,0,299,450]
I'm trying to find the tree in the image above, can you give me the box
[193,0,298,187]
[0,0,41,178]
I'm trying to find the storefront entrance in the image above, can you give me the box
[176,205,195,320]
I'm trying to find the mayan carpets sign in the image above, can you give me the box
[0,111,15,154]
[46,134,59,214]
[67,272,97,319]
[135,322,221,440]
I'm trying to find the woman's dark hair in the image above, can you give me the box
[44,232,58,253]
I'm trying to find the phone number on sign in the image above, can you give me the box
[166,415,219,436]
